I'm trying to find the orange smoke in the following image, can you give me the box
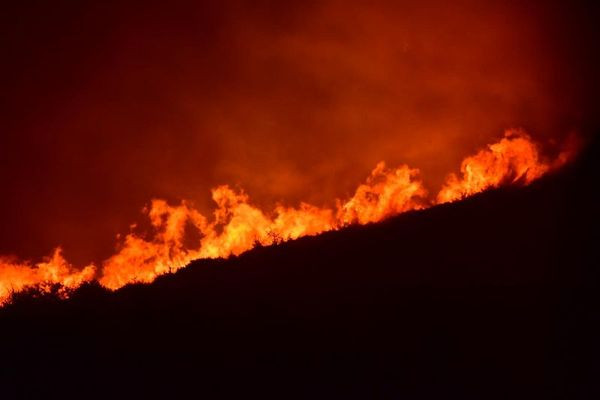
[0,130,576,304]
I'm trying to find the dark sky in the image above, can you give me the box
[1,0,599,265]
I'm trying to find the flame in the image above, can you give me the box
[0,130,577,304]
[337,163,427,225]
[0,249,95,305]
[436,130,551,204]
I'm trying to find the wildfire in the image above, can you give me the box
[0,130,576,304]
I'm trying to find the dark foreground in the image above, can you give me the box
[1,140,598,399]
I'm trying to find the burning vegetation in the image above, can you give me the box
[0,129,577,304]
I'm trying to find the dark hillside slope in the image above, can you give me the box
[1,139,598,399]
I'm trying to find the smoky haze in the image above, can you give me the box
[1,0,598,265]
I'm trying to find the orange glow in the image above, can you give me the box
[0,130,576,303]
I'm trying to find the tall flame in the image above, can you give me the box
[100,163,426,290]
[436,130,550,204]
[0,130,576,304]
[337,163,427,225]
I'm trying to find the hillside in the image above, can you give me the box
[0,138,598,399]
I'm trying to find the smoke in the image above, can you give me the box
[0,0,598,265]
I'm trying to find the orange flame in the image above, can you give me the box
[337,163,427,225]
[0,130,576,303]
[0,249,95,305]
[436,130,551,204]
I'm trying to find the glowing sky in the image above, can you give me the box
[1,0,598,265]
